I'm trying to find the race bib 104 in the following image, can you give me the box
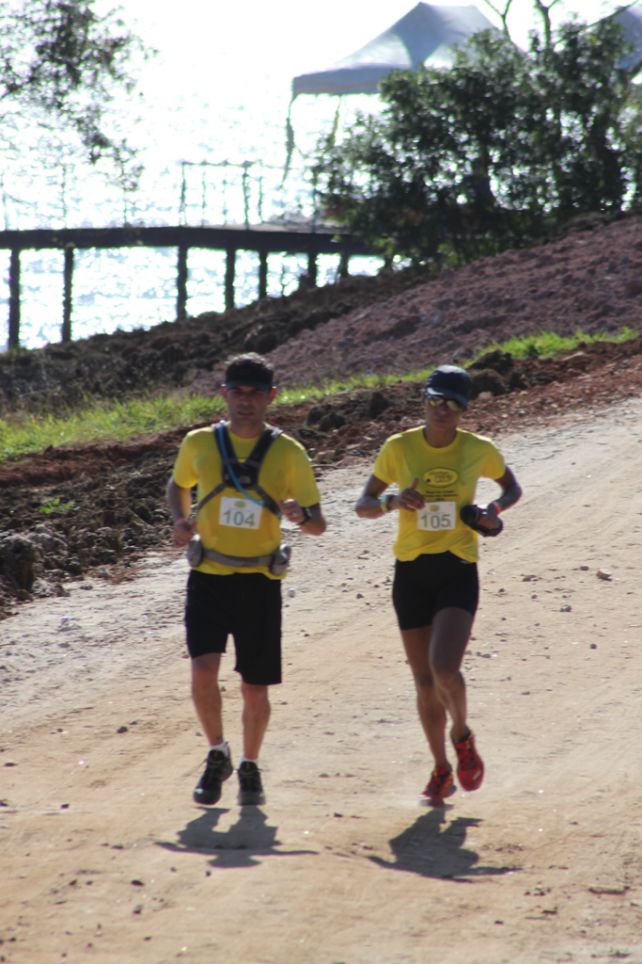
[219,497,262,529]
[417,500,456,531]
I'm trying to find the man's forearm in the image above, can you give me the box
[167,478,193,522]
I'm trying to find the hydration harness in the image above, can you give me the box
[186,421,287,571]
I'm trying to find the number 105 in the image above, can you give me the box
[419,509,451,530]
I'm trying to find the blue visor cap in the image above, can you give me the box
[424,365,472,409]
[225,377,273,390]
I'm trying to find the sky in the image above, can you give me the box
[121,0,626,82]
[109,0,633,164]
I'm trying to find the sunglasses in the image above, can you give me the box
[426,396,464,412]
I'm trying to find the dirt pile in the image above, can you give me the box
[1,211,642,617]
[0,269,425,416]
[217,210,642,389]
[2,211,642,413]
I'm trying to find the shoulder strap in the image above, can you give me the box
[195,422,282,516]
[250,427,282,516]
[244,426,282,474]
[215,422,281,481]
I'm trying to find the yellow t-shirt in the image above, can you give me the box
[172,423,320,577]
[373,426,506,562]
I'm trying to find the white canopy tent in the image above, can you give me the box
[609,3,642,72]
[282,2,642,187]
[290,2,642,102]
[284,3,495,178]
[291,2,496,99]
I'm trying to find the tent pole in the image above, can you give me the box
[281,98,296,185]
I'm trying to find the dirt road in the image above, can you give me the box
[1,401,642,963]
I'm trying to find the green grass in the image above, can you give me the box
[0,326,638,463]
[0,393,227,462]
[470,325,639,361]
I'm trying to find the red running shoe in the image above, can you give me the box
[453,730,484,791]
[422,766,455,805]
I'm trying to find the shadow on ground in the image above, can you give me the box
[369,812,521,880]
[158,806,318,868]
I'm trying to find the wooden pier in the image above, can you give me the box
[0,223,374,350]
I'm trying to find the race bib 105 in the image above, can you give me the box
[417,500,456,531]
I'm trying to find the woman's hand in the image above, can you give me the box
[476,502,502,532]
[398,478,425,512]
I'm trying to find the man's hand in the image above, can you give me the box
[279,498,306,525]
[172,517,196,548]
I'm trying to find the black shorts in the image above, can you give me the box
[184,570,282,685]
[392,551,479,630]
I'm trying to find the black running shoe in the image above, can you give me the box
[193,749,233,805]
[237,761,266,806]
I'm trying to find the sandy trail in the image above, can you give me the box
[1,401,642,963]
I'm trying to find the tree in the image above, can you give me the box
[479,0,516,38]
[528,18,634,217]
[479,0,568,49]
[0,0,145,187]
[314,17,642,267]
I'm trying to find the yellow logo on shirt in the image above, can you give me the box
[423,468,458,487]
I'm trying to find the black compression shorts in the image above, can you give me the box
[184,570,282,685]
[392,551,479,630]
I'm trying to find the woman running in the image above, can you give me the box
[355,364,522,804]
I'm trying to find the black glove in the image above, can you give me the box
[460,504,504,537]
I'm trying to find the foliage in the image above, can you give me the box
[38,495,75,515]
[314,16,642,266]
[0,0,145,184]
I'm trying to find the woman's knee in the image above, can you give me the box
[430,664,463,695]
[413,672,441,711]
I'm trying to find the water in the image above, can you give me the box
[0,99,380,350]
[0,3,387,352]
[0,0,609,351]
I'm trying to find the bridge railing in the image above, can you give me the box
[0,223,373,350]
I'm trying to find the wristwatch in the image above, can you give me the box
[299,506,313,525]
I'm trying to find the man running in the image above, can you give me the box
[168,352,326,806]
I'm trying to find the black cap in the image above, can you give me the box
[424,365,472,409]
[224,353,274,391]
